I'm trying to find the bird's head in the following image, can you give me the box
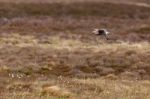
[92,28,99,35]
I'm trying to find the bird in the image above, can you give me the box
[92,28,110,40]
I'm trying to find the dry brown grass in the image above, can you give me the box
[0,1,150,99]
[0,2,149,19]
[1,77,150,99]
[0,0,150,4]
[0,34,149,77]
[0,32,149,98]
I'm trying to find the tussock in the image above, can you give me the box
[41,85,73,97]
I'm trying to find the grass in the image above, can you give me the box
[0,0,150,99]
[0,2,149,19]
[0,32,149,99]
[1,78,150,99]
[133,26,150,34]
[0,0,150,4]
[0,34,149,77]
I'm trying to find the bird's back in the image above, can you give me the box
[98,30,105,35]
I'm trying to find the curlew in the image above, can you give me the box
[92,28,110,40]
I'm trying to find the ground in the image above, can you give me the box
[0,0,150,99]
